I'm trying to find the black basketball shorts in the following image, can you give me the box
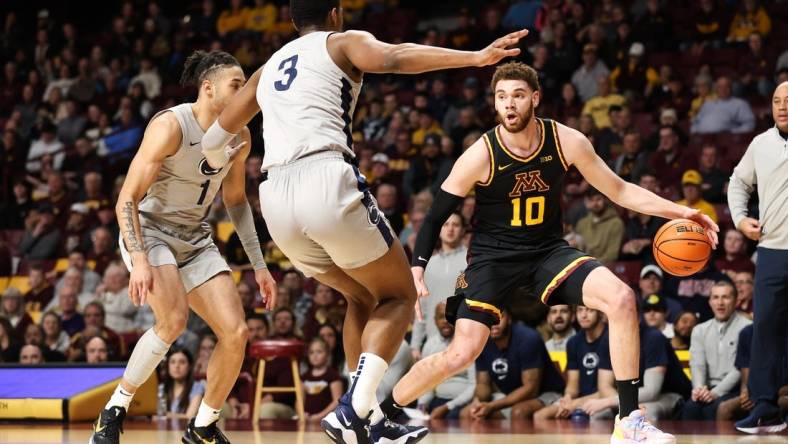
[446,239,603,327]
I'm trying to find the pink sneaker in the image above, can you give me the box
[611,410,676,444]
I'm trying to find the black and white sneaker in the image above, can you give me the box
[182,418,231,444]
[89,406,126,444]
[370,418,428,444]
[321,393,372,444]
[735,402,787,434]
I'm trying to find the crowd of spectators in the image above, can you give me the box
[1,0,787,422]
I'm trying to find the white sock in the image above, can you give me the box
[350,353,388,419]
[350,369,386,425]
[194,401,221,427]
[369,395,385,425]
[105,385,134,410]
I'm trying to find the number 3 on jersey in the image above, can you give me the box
[511,196,545,227]
[274,55,299,91]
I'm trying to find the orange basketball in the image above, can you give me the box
[653,219,712,277]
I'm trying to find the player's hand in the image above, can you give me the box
[128,254,153,306]
[411,266,430,322]
[737,217,761,241]
[470,402,492,419]
[254,268,278,311]
[205,141,247,170]
[430,404,449,420]
[681,208,719,248]
[476,29,529,66]
[739,389,755,410]
[580,398,609,416]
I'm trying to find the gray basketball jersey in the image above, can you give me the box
[137,103,236,227]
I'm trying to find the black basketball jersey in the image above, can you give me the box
[471,118,568,249]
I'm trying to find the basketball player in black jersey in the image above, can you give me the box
[384,62,718,444]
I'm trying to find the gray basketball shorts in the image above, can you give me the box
[259,151,395,277]
[119,216,230,293]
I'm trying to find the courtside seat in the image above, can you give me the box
[249,339,306,422]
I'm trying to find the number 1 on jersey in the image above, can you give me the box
[274,55,299,91]
[197,180,210,205]
[511,196,545,226]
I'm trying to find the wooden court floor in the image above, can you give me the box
[1,419,786,444]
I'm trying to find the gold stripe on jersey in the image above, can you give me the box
[552,120,569,171]
[465,298,502,321]
[477,133,496,187]
[540,256,594,303]
[494,118,546,164]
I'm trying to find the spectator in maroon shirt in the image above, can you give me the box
[302,338,342,422]
[648,125,697,196]
[714,229,755,278]
[24,263,55,312]
[260,307,300,419]
[302,283,346,342]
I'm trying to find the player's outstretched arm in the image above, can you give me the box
[220,128,278,311]
[336,29,528,75]
[557,123,719,247]
[116,113,182,306]
[201,67,263,169]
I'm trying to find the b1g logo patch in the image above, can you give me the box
[199,158,223,176]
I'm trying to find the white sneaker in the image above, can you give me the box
[610,410,675,444]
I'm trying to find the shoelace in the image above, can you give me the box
[631,415,660,441]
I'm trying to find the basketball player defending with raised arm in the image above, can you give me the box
[382,62,719,444]
[199,2,528,443]
[89,51,277,444]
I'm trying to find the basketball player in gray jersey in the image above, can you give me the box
[90,51,277,444]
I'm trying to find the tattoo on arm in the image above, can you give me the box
[121,201,144,253]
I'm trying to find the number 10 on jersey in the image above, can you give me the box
[511,196,545,227]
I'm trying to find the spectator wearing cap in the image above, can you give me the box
[1,288,33,341]
[403,133,452,199]
[648,125,698,194]
[682,281,751,420]
[643,294,674,339]
[574,188,624,263]
[368,153,393,189]
[638,264,682,323]
[19,203,62,261]
[611,42,659,99]
[675,170,718,223]
[571,43,610,102]
[691,76,755,135]
[63,203,92,253]
[26,120,64,172]
[374,183,404,235]
[697,145,728,204]
[581,75,626,130]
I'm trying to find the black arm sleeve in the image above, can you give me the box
[411,188,464,267]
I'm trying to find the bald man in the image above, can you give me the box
[729,81,788,435]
